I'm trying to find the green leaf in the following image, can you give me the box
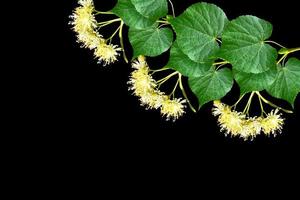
[189,68,234,106]
[170,2,228,63]
[267,58,300,107]
[131,0,168,21]
[129,26,173,57]
[112,0,154,29]
[167,41,212,77]
[234,66,277,95]
[219,15,278,74]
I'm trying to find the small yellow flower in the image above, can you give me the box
[212,100,225,116]
[77,31,104,49]
[140,90,168,109]
[132,56,147,69]
[213,101,245,136]
[212,101,285,140]
[78,0,94,7]
[128,57,186,121]
[260,109,284,136]
[70,0,121,65]
[161,98,186,121]
[94,43,122,65]
[128,62,156,97]
[70,0,101,49]
[239,117,262,140]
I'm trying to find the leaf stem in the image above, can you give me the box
[168,0,176,17]
[265,40,286,48]
[213,61,229,66]
[119,21,128,63]
[178,74,197,113]
[277,54,287,65]
[156,20,170,24]
[216,38,222,44]
[216,63,227,70]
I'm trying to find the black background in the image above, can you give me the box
[61,0,300,156]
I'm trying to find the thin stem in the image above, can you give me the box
[97,18,121,26]
[216,63,226,70]
[150,67,170,74]
[257,93,266,116]
[213,61,229,66]
[178,74,197,113]
[243,92,255,114]
[282,55,288,66]
[256,92,293,114]
[157,72,179,86]
[170,78,180,98]
[287,47,300,54]
[246,92,255,114]
[277,47,300,65]
[168,0,176,17]
[265,40,286,48]
[108,25,121,42]
[158,24,167,29]
[156,20,170,24]
[277,54,287,65]
[216,38,222,44]
[231,94,245,109]
[118,21,128,63]
[94,11,114,15]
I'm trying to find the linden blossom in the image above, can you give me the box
[70,0,123,65]
[94,43,122,66]
[70,0,300,140]
[128,56,186,121]
[212,100,284,140]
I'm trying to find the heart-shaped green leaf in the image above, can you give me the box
[189,68,234,106]
[167,41,212,77]
[131,0,168,21]
[234,66,277,95]
[219,15,277,74]
[112,0,155,29]
[129,26,173,57]
[170,2,228,63]
[267,58,300,107]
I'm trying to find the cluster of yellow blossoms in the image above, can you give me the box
[70,0,121,65]
[212,100,284,140]
[128,56,186,121]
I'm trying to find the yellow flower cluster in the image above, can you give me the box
[212,100,284,140]
[128,56,186,121]
[70,0,121,65]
